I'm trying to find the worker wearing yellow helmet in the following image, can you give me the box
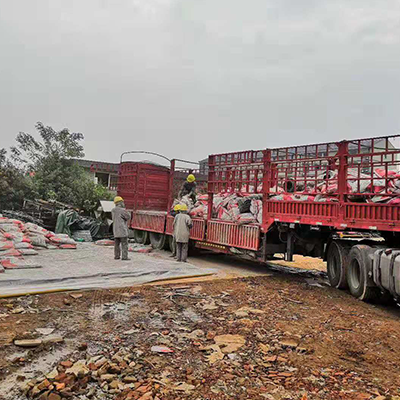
[169,204,182,259]
[111,196,131,261]
[173,202,193,262]
[179,173,197,204]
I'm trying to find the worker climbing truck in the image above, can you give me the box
[118,136,400,302]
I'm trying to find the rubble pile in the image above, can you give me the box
[12,281,397,400]
[0,215,77,272]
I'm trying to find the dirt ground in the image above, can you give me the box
[0,259,399,400]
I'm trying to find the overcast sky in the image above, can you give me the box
[1,0,399,163]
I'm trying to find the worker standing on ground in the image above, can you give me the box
[173,204,193,262]
[111,196,131,261]
[179,174,197,204]
[170,204,181,258]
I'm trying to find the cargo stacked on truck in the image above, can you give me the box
[117,151,207,250]
[117,137,400,302]
[262,136,400,301]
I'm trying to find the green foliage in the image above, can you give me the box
[4,122,113,213]
[0,149,34,209]
[73,175,114,212]
[11,122,85,168]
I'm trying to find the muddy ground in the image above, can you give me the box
[0,264,399,400]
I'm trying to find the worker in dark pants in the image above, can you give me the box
[173,204,193,262]
[179,174,197,204]
[111,196,131,261]
[170,204,181,258]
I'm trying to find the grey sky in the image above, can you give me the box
[1,0,399,163]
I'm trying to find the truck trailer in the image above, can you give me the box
[118,136,400,302]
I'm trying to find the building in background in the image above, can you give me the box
[73,159,119,191]
[199,158,208,174]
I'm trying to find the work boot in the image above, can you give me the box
[114,257,120,260]
[122,258,131,261]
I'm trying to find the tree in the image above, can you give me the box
[0,149,34,210]
[8,122,113,212]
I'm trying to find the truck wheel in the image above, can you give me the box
[347,245,380,302]
[168,236,176,254]
[133,230,149,245]
[150,232,167,250]
[327,241,350,289]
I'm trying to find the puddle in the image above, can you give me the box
[266,263,327,278]
[183,308,203,323]
[89,299,145,324]
[0,343,74,399]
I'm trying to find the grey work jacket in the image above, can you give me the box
[111,204,131,238]
[173,213,193,243]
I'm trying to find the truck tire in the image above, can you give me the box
[133,230,149,245]
[346,245,380,302]
[168,235,176,254]
[327,241,350,289]
[149,232,167,250]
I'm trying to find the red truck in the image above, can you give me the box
[118,137,400,302]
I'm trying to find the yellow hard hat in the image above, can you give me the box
[187,174,196,183]
[180,204,188,211]
[173,204,181,211]
[114,196,124,204]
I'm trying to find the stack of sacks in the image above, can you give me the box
[270,194,338,203]
[189,194,209,219]
[0,216,77,271]
[270,168,400,204]
[187,193,262,225]
[170,168,400,227]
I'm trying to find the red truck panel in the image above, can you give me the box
[166,215,206,240]
[264,135,400,232]
[207,220,260,251]
[131,211,166,234]
[208,150,264,194]
[208,135,400,235]
[118,162,170,211]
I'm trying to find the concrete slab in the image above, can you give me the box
[0,243,216,296]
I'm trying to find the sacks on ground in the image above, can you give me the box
[54,233,70,239]
[0,224,22,233]
[0,218,24,228]
[0,257,25,269]
[0,248,22,257]
[11,232,31,244]
[59,244,77,249]
[1,232,17,240]
[14,242,34,250]
[25,222,47,233]
[18,248,39,256]
[29,234,48,248]
[0,257,41,269]
[129,244,152,253]
[95,239,114,246]
[0,242,14,251]
[49,234,76,245]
